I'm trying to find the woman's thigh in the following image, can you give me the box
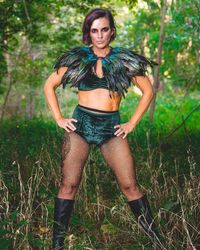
[60,131,90,184]
[99,136,138,187]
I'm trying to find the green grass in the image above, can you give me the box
[0,87,199,249]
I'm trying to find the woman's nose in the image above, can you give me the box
[98,31,103,38]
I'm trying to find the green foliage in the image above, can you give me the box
[123,0,199,90]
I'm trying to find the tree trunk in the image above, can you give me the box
[0,39,26,122]
[25,90,37,119]
[149,0,168,123]
[0,52,12,122]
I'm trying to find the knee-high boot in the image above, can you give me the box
[127,194,165,249]
[52,197,75,250]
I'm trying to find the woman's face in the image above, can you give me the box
[89,17,114,48]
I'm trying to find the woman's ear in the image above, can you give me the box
[111,28,115,36]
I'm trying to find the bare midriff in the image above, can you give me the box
[78,88,122,112]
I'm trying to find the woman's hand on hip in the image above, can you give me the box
[56,117,78,132]
[114,122,136,139]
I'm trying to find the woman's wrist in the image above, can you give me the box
[128,120,137,128]
[55,116,64,123]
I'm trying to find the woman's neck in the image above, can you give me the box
[91,45,111,58]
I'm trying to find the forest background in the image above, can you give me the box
[0,0,199,249]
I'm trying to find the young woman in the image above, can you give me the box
[44,8,164,250]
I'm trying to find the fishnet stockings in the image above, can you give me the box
[99,135,143,200]
[58,131,142,200]
[58,131,90,199]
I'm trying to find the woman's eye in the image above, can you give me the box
[103,28,109,32]
[91,28,109,33]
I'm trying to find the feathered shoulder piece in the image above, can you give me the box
[54,46,157,97]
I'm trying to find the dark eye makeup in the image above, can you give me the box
[91,27,110,33]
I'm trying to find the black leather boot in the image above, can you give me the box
[52,197,75,250]
[128,195,165,250]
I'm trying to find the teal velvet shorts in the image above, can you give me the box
[72,104,121,146]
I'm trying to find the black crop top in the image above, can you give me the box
[54,46,157,98]
[78,73,109,91]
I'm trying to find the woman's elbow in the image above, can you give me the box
[43,80,55,96]
[143,88,154,100]
[43,81,50,94]
[44,71,62,91]
[150,88,155,99]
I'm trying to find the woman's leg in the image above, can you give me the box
[58,131,90,199]
[99,135,143,201]
[53,131,90,250]
[99,136,164,249]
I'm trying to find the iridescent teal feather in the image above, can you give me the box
[54,46,157,98]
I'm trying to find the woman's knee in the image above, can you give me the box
[119,181,141,195]
[59,179,80,196]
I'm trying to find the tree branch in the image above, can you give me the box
[163,103,200,140]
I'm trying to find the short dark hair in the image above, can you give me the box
[82,8,116,45]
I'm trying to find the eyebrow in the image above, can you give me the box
[91,27,109,30]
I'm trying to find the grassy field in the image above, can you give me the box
[0,86,199,249]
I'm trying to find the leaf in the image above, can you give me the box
[100,223,119,235]
[38,225,49,234]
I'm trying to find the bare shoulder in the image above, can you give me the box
[56,66,68,75]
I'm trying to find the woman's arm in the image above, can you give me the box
[43,67,77,132]
[114,75,154,138]
[44,67,67,121]
[128,75,154,126]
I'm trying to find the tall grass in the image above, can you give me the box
[0,88,199,249]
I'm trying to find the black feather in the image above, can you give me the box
[54,46,158,97]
